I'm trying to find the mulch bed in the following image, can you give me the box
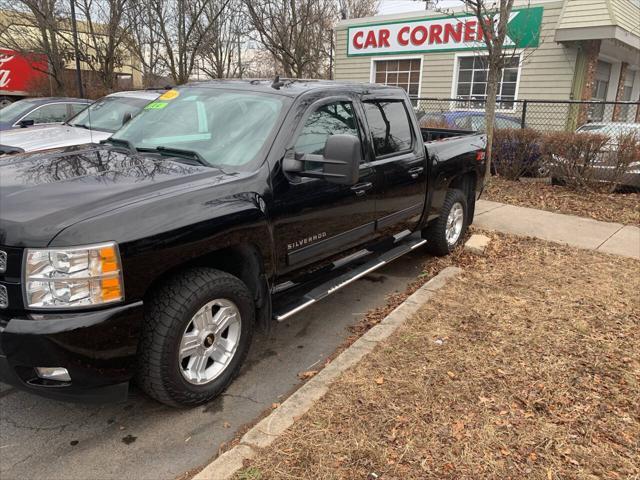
[484,177,640,227]
[235,232,640,480]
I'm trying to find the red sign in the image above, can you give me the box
[0,49,48,93]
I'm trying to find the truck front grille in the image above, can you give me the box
[0,250,6,273]
[0,284,7,309]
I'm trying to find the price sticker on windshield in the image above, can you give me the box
[159,90,180,101]
[145,101,168,110]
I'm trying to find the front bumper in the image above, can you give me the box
[0,301,143,403]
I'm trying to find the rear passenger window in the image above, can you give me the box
[363,100,413,156]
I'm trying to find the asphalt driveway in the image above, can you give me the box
[0,249,430,480]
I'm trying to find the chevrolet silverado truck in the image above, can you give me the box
[0,80,486,407]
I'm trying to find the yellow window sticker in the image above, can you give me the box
[159,90,180,101]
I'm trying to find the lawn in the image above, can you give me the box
[484,177,640,227]
[235,232,640,480]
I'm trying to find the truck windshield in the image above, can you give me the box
[111,88,286,170]
[68,96,151,132]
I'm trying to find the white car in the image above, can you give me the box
[0,90,162,155]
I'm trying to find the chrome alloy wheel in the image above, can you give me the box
[445,202,464,246]
[178,299,242,385]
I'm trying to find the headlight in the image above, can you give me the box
[24,242,124,309]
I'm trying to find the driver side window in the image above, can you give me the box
[294,101,359,157]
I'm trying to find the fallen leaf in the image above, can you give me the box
[271,403,281,409]
[223,422,231,428]
[375,376,384,385]
[529,452,538,462]
[298,370,318,380]
[447,371,456,379]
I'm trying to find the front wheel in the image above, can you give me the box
[422,189,468,256]
[137,268,254,407]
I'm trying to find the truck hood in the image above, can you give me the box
[0,124,111,152]
[0,145,232,247]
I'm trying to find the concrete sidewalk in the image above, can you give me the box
[475,200,640,259]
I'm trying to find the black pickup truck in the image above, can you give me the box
[0,80,485,406]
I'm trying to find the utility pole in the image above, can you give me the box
[70,0,84,97]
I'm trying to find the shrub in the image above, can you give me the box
[599,131,640,191]
[543,131,613,191]
[492,128,543,180]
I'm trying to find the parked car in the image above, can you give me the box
[0,97,91,131]
[0,90,162,155]
[417,110,522,131]
[0,80,486,406]
[549,122,640,188]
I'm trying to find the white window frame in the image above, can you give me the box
[369,55,424,98]
[449,51,523,112]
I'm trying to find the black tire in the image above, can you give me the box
[422,189,468,256]
[137,268,254,407]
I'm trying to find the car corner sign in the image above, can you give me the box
[347,7,544,56]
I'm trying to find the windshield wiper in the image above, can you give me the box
[71,123,92,130]
[138,146,210,167]
[100,137,137,152]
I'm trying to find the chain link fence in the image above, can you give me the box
[414,98,640,133]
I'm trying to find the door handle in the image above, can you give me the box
[350,182,373,197]
[408,166,424,179]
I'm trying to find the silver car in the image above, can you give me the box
[549,122,640,189]
[0,90,162,155]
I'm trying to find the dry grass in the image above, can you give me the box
[484,177,640,227]
[236,233,640,480]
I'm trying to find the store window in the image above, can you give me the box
[373,59,421,99]
[454,55,520,109]
[590,60,612,121]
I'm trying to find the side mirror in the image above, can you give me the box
[18,119,35,128]
[122,112,133,125]
[284,134,361,185]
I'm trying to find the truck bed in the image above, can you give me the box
[421,127,475,142]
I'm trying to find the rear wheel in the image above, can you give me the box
[137,268,254,407]
[422,189,468,256]
[0,96,14,109]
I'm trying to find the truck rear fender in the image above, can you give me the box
[423,134,486,224]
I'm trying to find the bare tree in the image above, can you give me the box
[337,0,378,19]
[463,0,515,182]
[244,0,336,78]
[124,0,164,86]
[71,0,130,91]
[198,0,248,78]
[0,0,70,94]
[149,0,231,84]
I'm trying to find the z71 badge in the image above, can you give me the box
[288,232,327,251]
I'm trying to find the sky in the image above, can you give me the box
[377,0,464,15]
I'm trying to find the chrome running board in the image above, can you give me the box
[273,235,426,321]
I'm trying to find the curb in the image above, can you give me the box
[193,266,463,480]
